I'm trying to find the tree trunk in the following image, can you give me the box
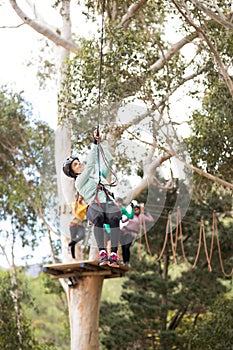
[67,276,104,350]
[160,250,169,350]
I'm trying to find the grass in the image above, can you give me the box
[101,276,127,303]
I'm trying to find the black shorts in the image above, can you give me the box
[87,202,121,228]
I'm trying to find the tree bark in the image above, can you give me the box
[160,250,169,350]
[120,0,148,29]
[8,0,79,52]
[68,276,104,350]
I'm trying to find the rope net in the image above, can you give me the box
[139,208,233,277]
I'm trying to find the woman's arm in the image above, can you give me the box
[141,212,154,223]
[75,144,98,188]
[101,145,113,179]
[122,206,134,219]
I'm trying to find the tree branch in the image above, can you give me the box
[171,0,233,98]
[0,241,11,267]
[149,31,198,71]
[163,137,233,190]
[120,0,149,29]
[124,144,172,204]
[8,0,79,53]
[190,0,233,30]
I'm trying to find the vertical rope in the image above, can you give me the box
[169,212,177,264]
[96,0,105,183]
[177,207,188,265]
[95,0,119,188]
[209,210,215,262]
[142,215,153,257]
[155,214,170,262]
[192,217,204,268]
[202,221,212,271]
[138,214,143,261]
[214,211,233,277]
[97,0,105,128]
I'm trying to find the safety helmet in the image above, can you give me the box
[62,156,80,178]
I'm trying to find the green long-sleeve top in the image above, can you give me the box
[104,205,134,233]
[75,143,113,205]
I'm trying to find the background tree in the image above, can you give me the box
[0,86,57,257]
[188,296,233,350]
[0,268,57,349]
[26,272,70,349]
[187,78,233,194]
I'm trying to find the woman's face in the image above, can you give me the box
[116,200,123,208]
[71,159,84,175]
[134,206,140,215]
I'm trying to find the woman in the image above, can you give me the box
[69,194,87,259]
[63,129,121,267]
[120,203,154,266]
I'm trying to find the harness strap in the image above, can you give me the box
[102,184,115,201]
[91,182,115,206]
[96,184,102,206]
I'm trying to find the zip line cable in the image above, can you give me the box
[98,0,118,187]
[96,0,105,183]
[97,0,105,130]
[95,0,118,192]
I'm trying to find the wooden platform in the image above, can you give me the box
[42,260,129,280]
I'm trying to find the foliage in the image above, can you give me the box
[0,269,57,350]
[0,86,56,250]
[187,81,233,184]
[58,1,190,153]
[25,272,70,350]
[188,296,233,350]
[3,1,233,349]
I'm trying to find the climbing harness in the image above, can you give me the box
[92,182,115,206]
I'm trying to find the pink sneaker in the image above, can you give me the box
[99,250,109,266]
[108,252,120,267]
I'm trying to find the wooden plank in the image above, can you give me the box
[43,260,98,271]
[50,270,113,279]
[42,260,129,279]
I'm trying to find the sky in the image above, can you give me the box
[0,1,196,269]
[0,0,95,129]
[1,4,55,128]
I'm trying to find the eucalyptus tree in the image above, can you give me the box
[0,86,54,252]
[0,85,59,347]
[4,1,233,349]
[0,269,58,350]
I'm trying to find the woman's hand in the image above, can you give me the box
[94,128,101,142]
